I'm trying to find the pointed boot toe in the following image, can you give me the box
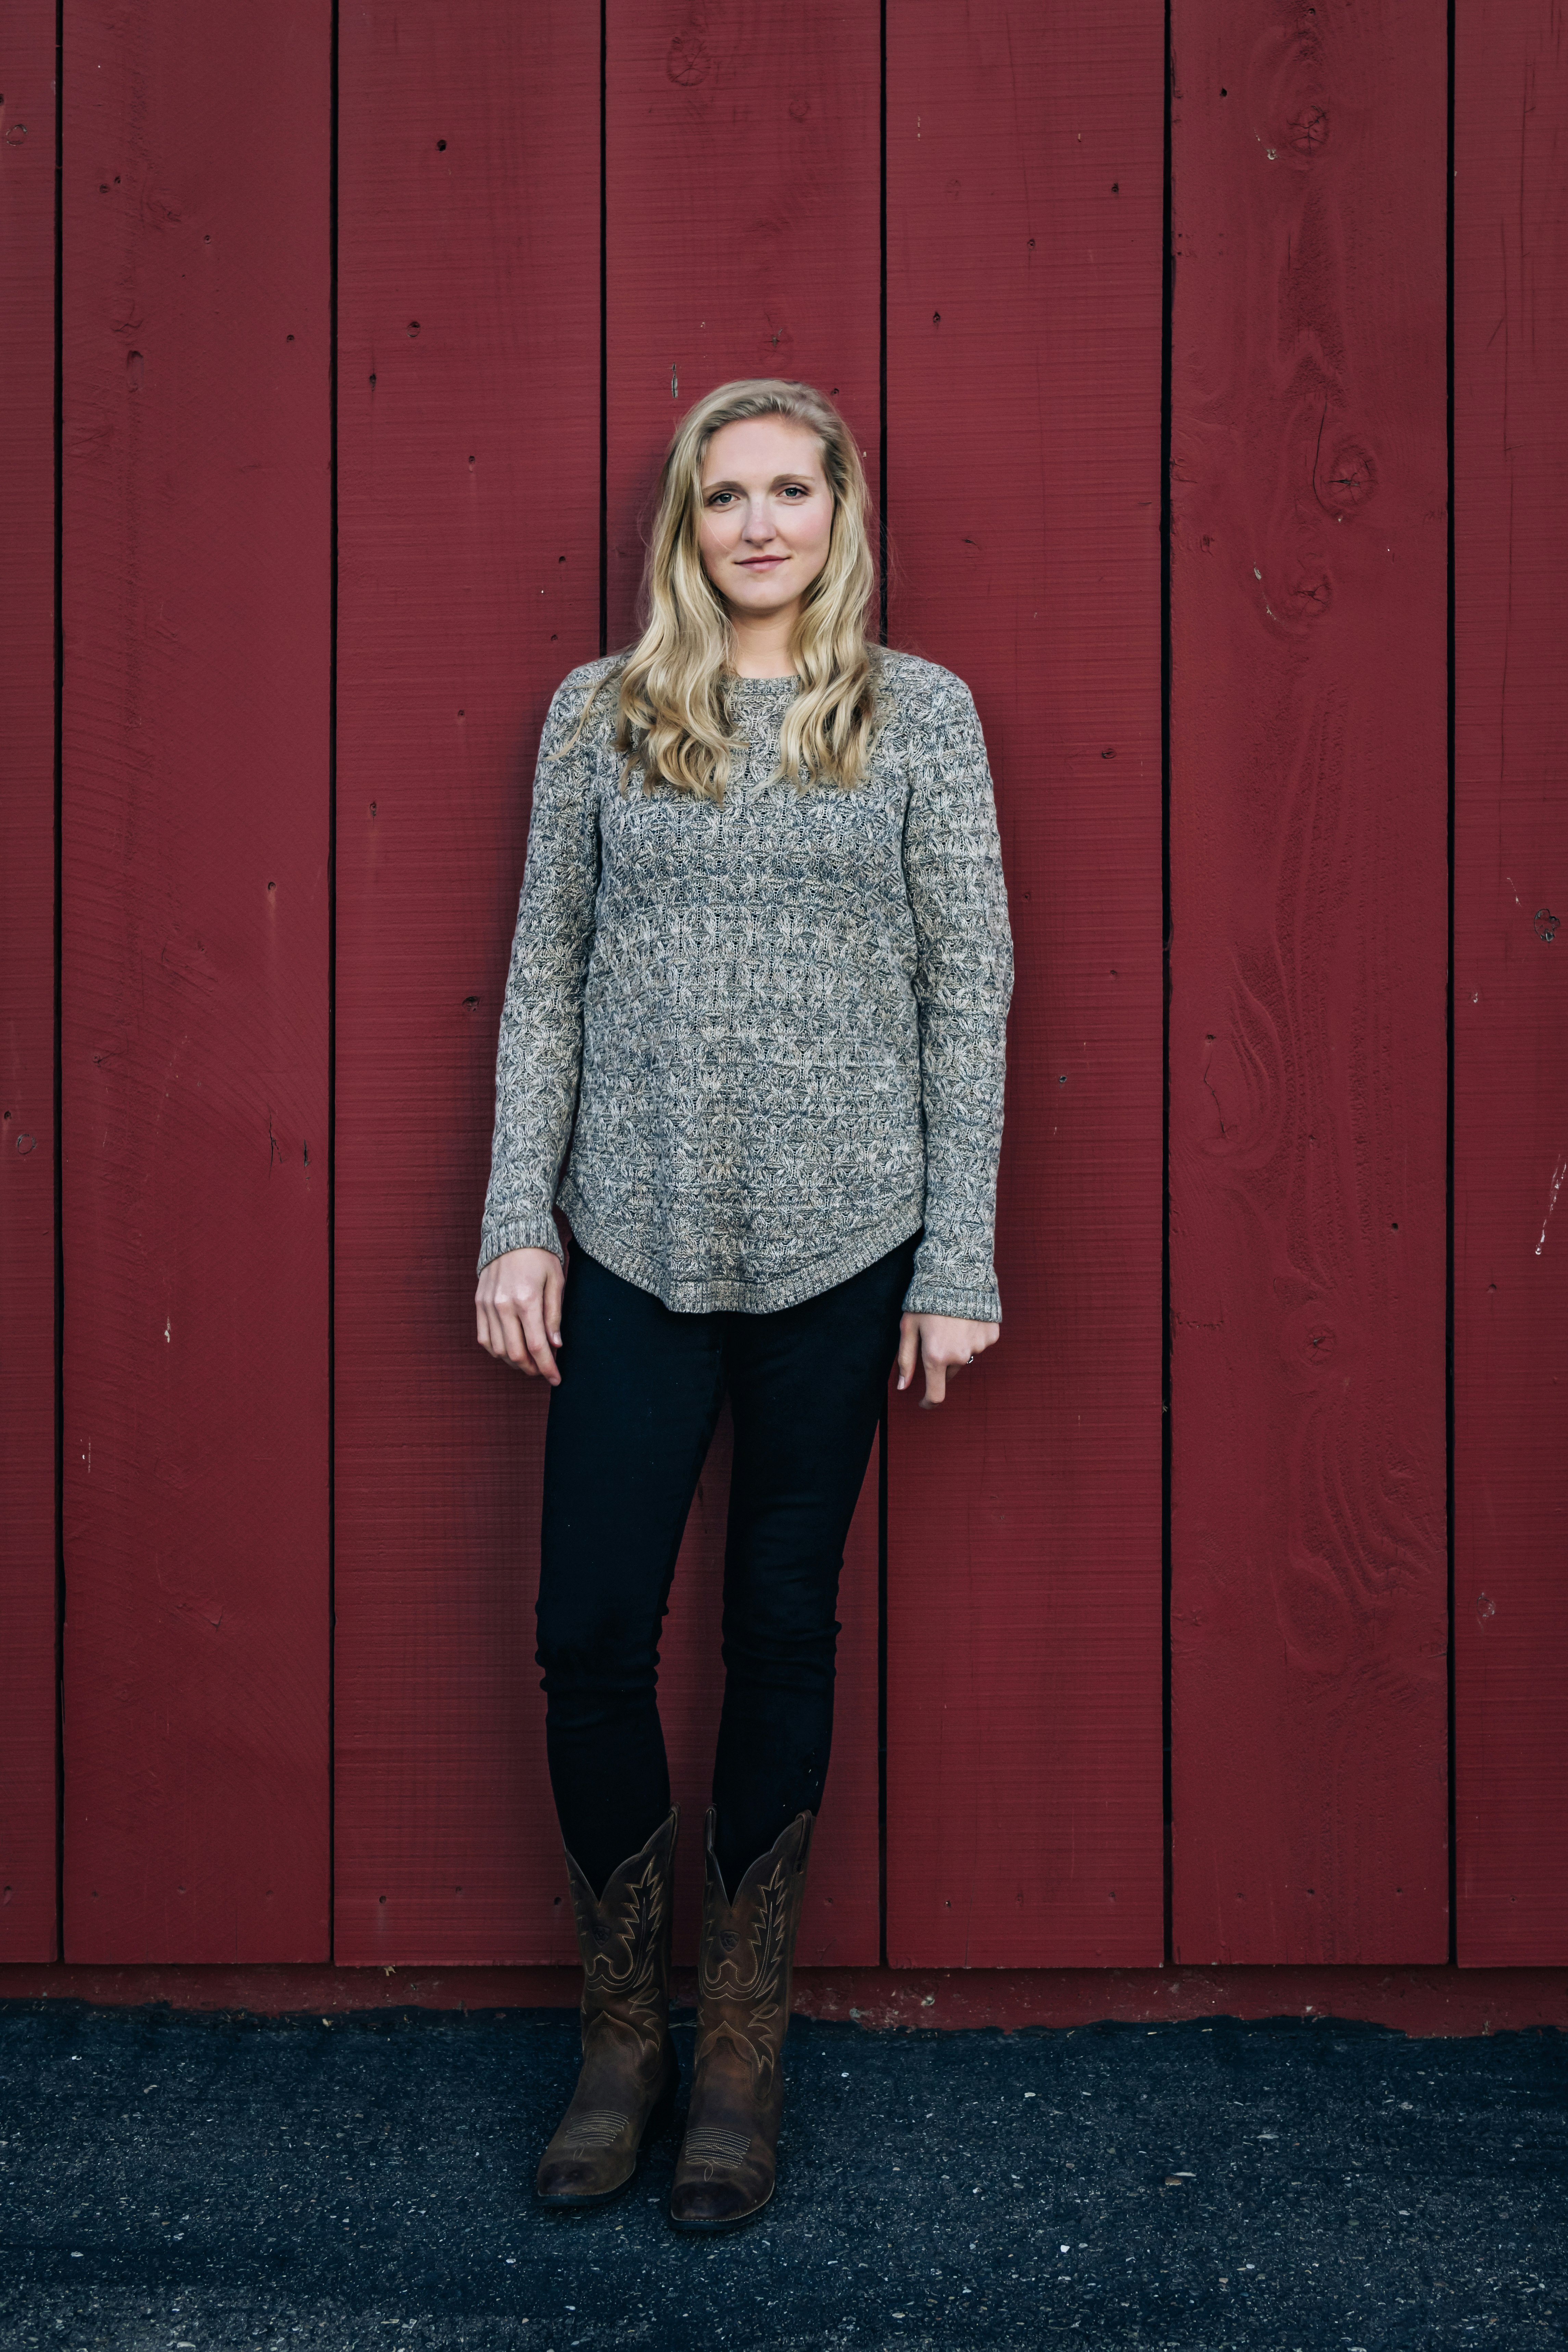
[534,2053,678,2209]
[667,2117,773,2230]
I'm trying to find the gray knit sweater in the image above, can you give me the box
[478,648,1014,1319]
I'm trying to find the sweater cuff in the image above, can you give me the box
[900,1277,1001,1324]
[476,1214,566,1281]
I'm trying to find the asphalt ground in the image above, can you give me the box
[2,1999,1565,2351]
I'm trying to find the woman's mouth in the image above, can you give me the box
[738,556,787,570]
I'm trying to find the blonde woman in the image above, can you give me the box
[475,379,1013,2231]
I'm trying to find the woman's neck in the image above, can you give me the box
[726,606,799,678]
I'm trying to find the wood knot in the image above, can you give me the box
[1316,441,1379,517]
[667,30,710,86]
[1284,105,1329,162]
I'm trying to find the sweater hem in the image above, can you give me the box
[556,1186,926,1316]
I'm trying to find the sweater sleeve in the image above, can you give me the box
[899,670,1015,1322]
[476,669,605,1277]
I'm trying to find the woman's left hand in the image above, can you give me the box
[896,1313,1000,1409]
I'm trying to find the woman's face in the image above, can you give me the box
[696,417,834,629]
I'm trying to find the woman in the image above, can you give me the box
[475,378,1013,2232]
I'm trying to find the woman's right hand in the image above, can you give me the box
[476,1246,565,1384]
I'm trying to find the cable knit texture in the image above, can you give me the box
[478,648,1014,1319]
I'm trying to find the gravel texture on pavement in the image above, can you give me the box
[1,1999,1565,2350]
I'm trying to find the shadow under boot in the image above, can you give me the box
[534,1805,680,2209]
[666,1806,814,2234]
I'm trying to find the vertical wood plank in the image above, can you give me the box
[0,8,60,1960]
[60,1,332,1959]
[1167,0,1449,1963]
[1454,2,1568,1965]
[604,0,884,1959]
[333,4,601,1963]
[884,0,1166,1965]
[605,1,883,646]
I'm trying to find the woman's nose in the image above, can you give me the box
[742,499,775,542]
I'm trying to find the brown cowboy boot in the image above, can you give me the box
[534,1806,680,2209]
[666,1806,814,2234]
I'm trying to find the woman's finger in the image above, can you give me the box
[543,1256,566,1350]
[920,1347,949,1410]
[895,1313,920,1393]
[481,1298,510,1365]
[519,1293,561,1385]
[494,1299,530,1371]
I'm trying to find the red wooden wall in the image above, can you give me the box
[332,0,601,1970]
[0,2,60,1961]
[1453,0,1568,1966]
[1168,0,1450,1961]
[59,0,332,1962]
[884,0,1166,1966]
[600,0,886,1963]
[7,0,1568,1977]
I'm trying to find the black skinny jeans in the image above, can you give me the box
[536,1232,917,1898]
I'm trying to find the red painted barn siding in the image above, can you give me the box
[5,0,1564,1984]
[331,1,602,1970]
[884,0,1167,1967]
[603,0,886,1964]
[1453,0,1568,1967]
[1167,0,1450,1964]
[59,0,333,1962]
[0,3,61,1961]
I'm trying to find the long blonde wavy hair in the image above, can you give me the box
[572,378,880,799]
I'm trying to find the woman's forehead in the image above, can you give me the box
[700,416,825,481]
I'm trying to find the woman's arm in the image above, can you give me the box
[899,668,1015,1402]
[474,671,604,1373]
